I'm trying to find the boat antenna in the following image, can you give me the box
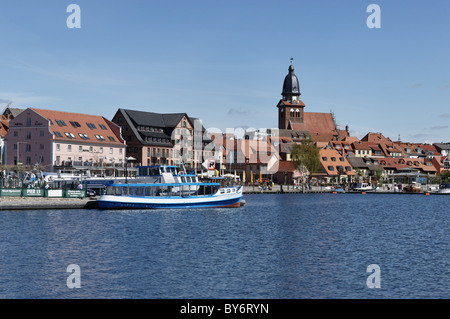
[179,156,187,174]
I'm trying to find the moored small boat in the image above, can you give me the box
[350,182,376,192]
[437,183,450,194]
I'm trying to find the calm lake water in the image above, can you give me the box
[0,193,448,299]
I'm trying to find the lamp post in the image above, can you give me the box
[16,142,29,166]
[125,156,136,184]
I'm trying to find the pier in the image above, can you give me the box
[0,197,98,210]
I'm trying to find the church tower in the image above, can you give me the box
[277,63,305,130]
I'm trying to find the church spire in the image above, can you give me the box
[282,60,301,103]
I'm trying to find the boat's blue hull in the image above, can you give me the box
[97,196,242,209]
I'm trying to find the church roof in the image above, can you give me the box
[289,112,338,142]
[282,64,300,97]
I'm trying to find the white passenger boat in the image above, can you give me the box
[97,165,243,209]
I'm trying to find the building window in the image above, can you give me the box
[99,147,103,154]
[444,160,450,170]
[40,131,44,137]
[40,144,44,150]
[26,144,31,152]
[70,121,81,128]
[56,144,60,151]
[79,133,89,139]
[109,148,113,154]
[26,118,31,127]
[119,149,123,155]
[68,145,72,152]
[26,131,31,140]
[14,131,18,137]
[65,132,76,139]
[26,157,31,165]
[95,135,105,141]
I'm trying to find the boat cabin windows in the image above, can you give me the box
[137,166,179,176]
[106,182,221,198]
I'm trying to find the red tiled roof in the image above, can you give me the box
[278,100,306,107]
[378,157,437,173]
[277,160,295,172]
[290,112,338,142]
[352,141,373,150]
[0,115,9,137]
[31,108,125,145]
[361,132,393,145]
[319,149,355,176]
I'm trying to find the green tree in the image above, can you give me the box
[290,140,320,174]
[439,171,450,183]
[374,169,383,185]
[355,168,363,182]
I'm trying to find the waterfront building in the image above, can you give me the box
[315,148,356,183]
[433,143,450,157]
[378,157,437,178]
[347,157,384,182]
[394,142,439,158]
[351,141,373,158]
[111,109,214,170]
[271,160,301,185]
[0,114,10,164]
[431,155,450,174]
[330,140,356,157]
[4,108,126,174]
[2,107,24,120]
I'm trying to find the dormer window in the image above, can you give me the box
[64,132,76,139]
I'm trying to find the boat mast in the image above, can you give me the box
[179,156,187,174]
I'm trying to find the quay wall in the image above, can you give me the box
[1,187,447,211]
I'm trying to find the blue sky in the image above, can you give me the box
[0,0,449,143]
